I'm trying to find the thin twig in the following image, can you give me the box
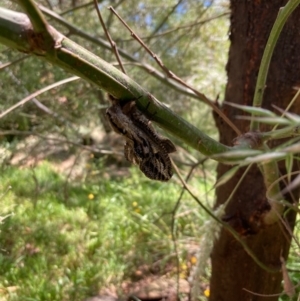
[39,5,212,101]
[93,0,126,74]
[106,0,127,28]
[0,76,79,119]
[131,12,230,41]
[265,169,300,249]
[60,1,94,16]
[150,0,185,37]
[108,6,241,136]
[243,288,282,298]
[271,87,300,131]
[18,0,50,34]
[0,130,119,156]
[0,186,12,201]
[0,55,30,70]
[280,253,295,297]
[243,280,300,298]
[0,60,80,133]
[171,159,206,300]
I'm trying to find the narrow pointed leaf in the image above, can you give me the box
[245,152,286,163]
[224,102,277,117]
[212,149,262,160]
[237,116,291,125]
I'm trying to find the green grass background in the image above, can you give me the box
[0,162,299,301]
[0,162,213,300]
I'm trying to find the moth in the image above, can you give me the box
[106,95,176,181]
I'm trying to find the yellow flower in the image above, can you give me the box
[134,208,141,213]
[190,256,197,265]
[179,272,186,279]
[132,201,138,207]
[181,263,187,271]
[204,287,210,297]
[88,193,94,200]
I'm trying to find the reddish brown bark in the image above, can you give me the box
[210,1,300,300]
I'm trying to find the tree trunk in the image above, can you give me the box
[210,1,300,300]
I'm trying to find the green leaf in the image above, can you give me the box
[245,152,286,163]
[212,149,262,160]
[282,143,300,154]
[224,102,277,117]
[237,116,291,125]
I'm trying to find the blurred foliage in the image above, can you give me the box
[0,163,213,300]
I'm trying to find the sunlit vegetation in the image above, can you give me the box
[1,0,300,300]
[0,163,213,300]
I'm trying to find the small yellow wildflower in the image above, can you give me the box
[204,287,210,297]
[181,263,188,271]
[132,201,138,207]
[88,193,94,200]
[134,208,141,213]
[179,272,186,279]
[190,256,197,265]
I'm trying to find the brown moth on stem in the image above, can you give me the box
[106,95,176,181]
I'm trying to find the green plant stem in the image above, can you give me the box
[251,0,300,131]
[18,0,49,33]
[251,0,300,225]
[260,144,284,224]
[0,6,231,157]
[17,0,55,54]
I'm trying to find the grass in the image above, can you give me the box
[1,162,299,301]
[0,162,212,301]
[282,226,300,301]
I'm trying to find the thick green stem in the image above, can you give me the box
[0,6,231,157]
[17,0,49,33]
[260,147,284,225]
